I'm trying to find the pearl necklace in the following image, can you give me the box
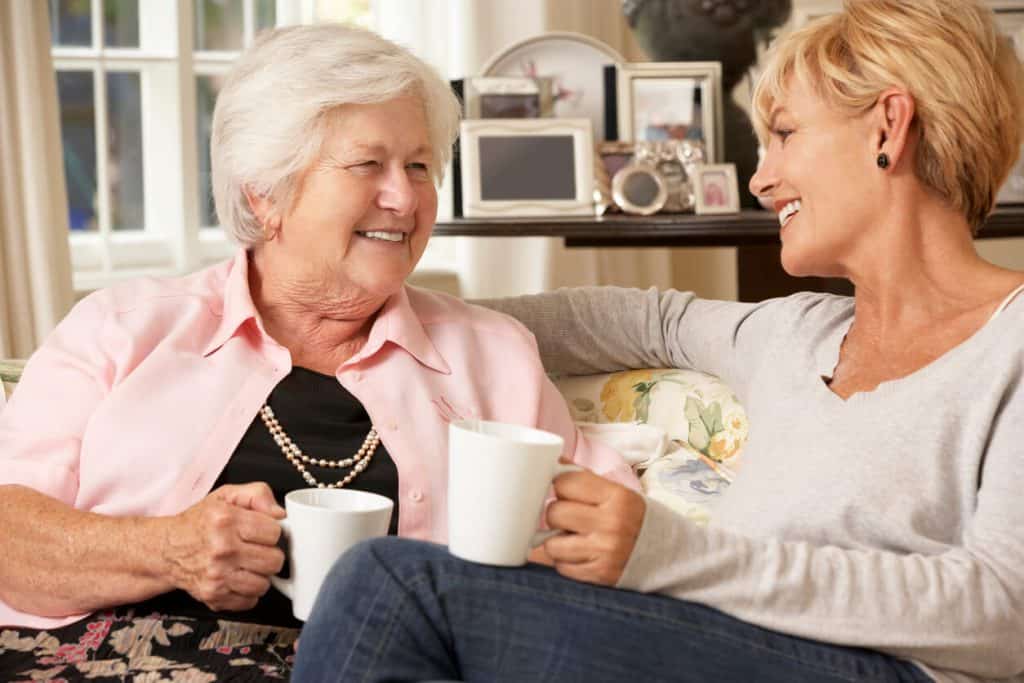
[259,404,380,489]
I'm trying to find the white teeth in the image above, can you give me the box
[778,200,802,227]
[359,231,405,242]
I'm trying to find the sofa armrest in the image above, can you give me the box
[0,358,25,404]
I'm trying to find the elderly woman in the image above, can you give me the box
[0,23,637,677]
[293,2,1024,682]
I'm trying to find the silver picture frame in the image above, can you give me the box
[615,61,725,164]
[459,118,595,218]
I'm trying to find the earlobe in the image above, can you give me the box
[874,89,916,170]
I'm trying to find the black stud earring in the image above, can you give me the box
[877,153,890,169]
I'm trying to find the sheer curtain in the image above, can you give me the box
[0,1,74,358]
[375,0,674,298]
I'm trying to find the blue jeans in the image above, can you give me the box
[293,538,933,683]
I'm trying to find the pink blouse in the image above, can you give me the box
[0,250,639,628]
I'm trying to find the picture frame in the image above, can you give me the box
[464,76,554,120]
[594,141,634,215]
[791,0,841,27]
[596,141,635,181]
[611,162,668,216]
[615,61,725,163]
[693,163,740,215]
[459,118,595,218]
[995,5,1024,203]
[480,31,624,143]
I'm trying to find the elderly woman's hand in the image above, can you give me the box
[162,482,286,611]
[541,470,646,586]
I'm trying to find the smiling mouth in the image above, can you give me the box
[778,200,802,227]
[356,230,406,243]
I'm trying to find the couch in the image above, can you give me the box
[0,359,745,680]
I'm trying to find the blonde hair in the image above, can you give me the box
[211,24,461,247]
[752,0,1024,230]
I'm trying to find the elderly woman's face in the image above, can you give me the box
[750,77,879,278]
[272,94,437,300]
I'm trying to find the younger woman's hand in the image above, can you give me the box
[541,470,646,586]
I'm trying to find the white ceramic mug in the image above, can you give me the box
[270,488,393,620]
[448,419,581,567]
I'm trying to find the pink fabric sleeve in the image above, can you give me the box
[0,296,115,504]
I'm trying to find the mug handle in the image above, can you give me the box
[269,517,293,599]
[530,463,583,547]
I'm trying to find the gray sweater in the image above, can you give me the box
[483,288,1024,683]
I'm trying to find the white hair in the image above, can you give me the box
[211,23,461,247]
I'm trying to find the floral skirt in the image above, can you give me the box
[0,607,299,682]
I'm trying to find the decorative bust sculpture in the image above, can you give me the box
[623,0,791,207]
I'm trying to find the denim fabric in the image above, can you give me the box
[293,538,934,683]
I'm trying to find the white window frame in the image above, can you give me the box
[52,0,474,295]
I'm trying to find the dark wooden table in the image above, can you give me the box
[435,206,1024,300]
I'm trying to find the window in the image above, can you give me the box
[51,0,457,295]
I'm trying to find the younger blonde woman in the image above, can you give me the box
[295,1,1024,681]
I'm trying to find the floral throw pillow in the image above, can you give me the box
[555,369,748,524]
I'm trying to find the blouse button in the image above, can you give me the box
[409,490,424,503]
[351,371,362,382]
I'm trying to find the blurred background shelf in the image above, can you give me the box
[435,206,1024,246]
[436,206,1024,301]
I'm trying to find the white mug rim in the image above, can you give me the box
[449,419,564,449]
[284,488,394,514]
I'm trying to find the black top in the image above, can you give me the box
[135,367,399,627]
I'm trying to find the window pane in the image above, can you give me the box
[255,0,276,32]
[50,0,92,47]
[196,74,227,227]
[107,72,145,231]
[194,0,244,51]
[103,0,139,47]
[315,0,372,27]
[56,71,98,232]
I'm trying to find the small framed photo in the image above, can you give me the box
[459,118,595,218]
[693,163,740,215]
[596,141,634,180]
[465,77,554,120]
[615,62,724,163]
[594,141,634,215]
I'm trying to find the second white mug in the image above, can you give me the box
[448,419,579,567]
[271,488,393,620]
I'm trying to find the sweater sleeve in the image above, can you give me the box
[476,287,783,397]
[618,399,1024,682]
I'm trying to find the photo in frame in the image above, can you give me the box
[693,163,740,215]
[459,118,595,218]
[594,141,634,215]
[614,62,724,163]
[465,77,554,119]
[481,31,624,144]
[995,5,1024,203]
